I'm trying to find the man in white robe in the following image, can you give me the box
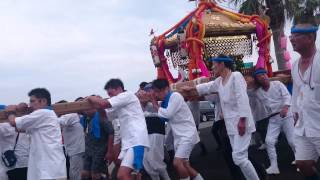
[87,78,149,180]
[183,55,259,180]
[6,88,67,180]
[253,69,295,174]
[58,112,85,180]
[151,79,203,180]
[290,22,320,180]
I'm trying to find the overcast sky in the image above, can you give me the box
[0,1,319,104]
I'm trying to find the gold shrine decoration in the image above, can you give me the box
[0,101,94,123]
[202,12,256,36]
[203,35,252,58]
[168,35,252,69]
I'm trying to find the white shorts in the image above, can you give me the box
[118,148,134,169]
[294,135,320,161]
[174,143,195,159]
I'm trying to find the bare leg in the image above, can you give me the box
[117,166,133,180]
[173,158,189,178]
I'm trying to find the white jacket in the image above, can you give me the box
[292,49,320,137]
[197,72,256,135]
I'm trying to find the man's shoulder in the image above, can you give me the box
[232,71,244,77]
[270,80,287,90]
[172,92,183,99]
[33,109,59,122]
[270,80,282,86]
[31,108,54,115]
[117,91,136,99]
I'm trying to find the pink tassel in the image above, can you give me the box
[254,22,266,69]
[286,61,292,69]
[283,50,291,62]
[198,60,210,77]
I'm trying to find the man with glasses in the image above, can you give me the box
[290,20,320,180]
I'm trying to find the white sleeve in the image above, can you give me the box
[0,123,15,137]
[233,72,250,118]
[291,61,299,113]
[109,92,135,109]
[196,80,219,96]
[291,81,299,113]
[15,110,44,131]
[58,114,79,127]
[277,81,291,106]
[158,93,182,119]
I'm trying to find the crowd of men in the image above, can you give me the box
[0,21,319,180]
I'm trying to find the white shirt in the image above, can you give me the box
[255,81,291,115]
[247,88,269,121]
[196,72,256,134]
[109,91,149,150]
[158,92,200,147]
[292,49,320,137]
[58,113,85,156]
[15,109,66,180]
[0,123,30,170]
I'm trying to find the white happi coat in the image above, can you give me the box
[255,80,295,167]
[196,71,256,135]
[15,109,66,180]
[255,81,291,115]
[58,113,85,156]
[158,92,200,148]
[292,49,320,137]
[108,91,149,150]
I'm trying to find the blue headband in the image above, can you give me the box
[209,57,234,62]
[253,69,267,76]
[291,26,319,33]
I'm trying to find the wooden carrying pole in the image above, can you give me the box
[0,100,93,123]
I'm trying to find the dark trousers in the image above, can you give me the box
[211,120,224,148]
[211,120,266,180]
[256,118,269,144]
[7,167,28,180]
